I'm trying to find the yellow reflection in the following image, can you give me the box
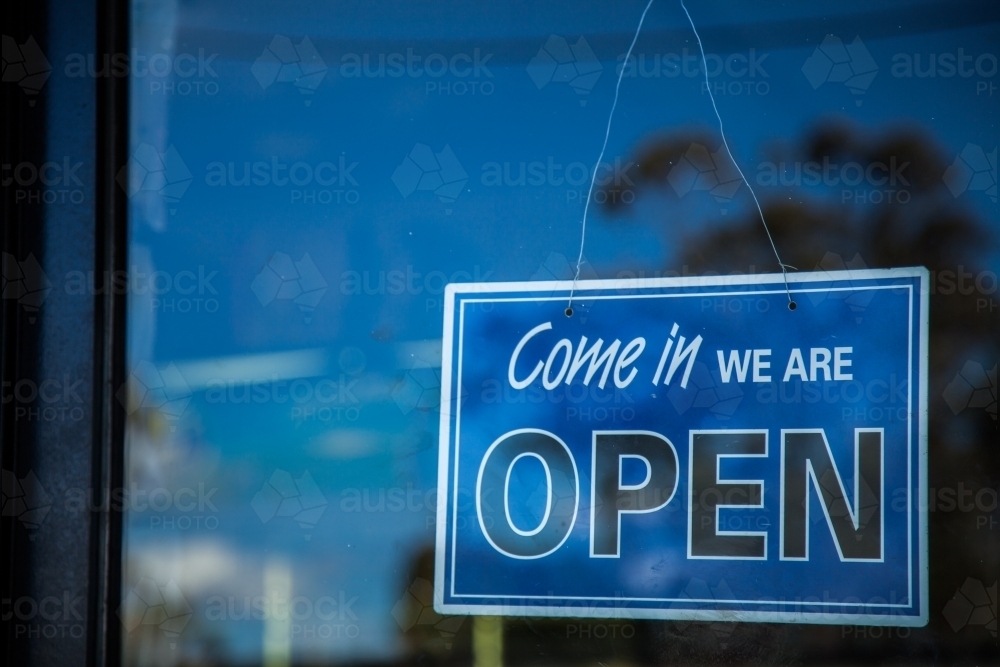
[263,560,292,667]
[473,615,503,667]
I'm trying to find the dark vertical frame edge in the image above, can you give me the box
[89,0,129,664]
[1,1,49,664]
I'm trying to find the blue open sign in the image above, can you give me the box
[435,269,928,626]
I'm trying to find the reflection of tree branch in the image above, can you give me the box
[598,128,719,211]
[596,122,998,663]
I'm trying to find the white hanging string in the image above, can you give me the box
[679,0,795,307]
[567,0,796,314]
[566,0,655,316]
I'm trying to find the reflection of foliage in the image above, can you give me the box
[599,121,998,662]
[598,121,997,422]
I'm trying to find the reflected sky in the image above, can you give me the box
[122,0,998,664]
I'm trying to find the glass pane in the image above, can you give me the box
[121,1,998,665]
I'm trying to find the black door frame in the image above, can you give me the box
[2,0,129,664]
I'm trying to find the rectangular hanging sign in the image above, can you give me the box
[435,269,928,626]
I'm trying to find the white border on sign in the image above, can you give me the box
[433,268,929,627]
[453,287,908,602]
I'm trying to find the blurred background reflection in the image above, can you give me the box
[122,0,998,665]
